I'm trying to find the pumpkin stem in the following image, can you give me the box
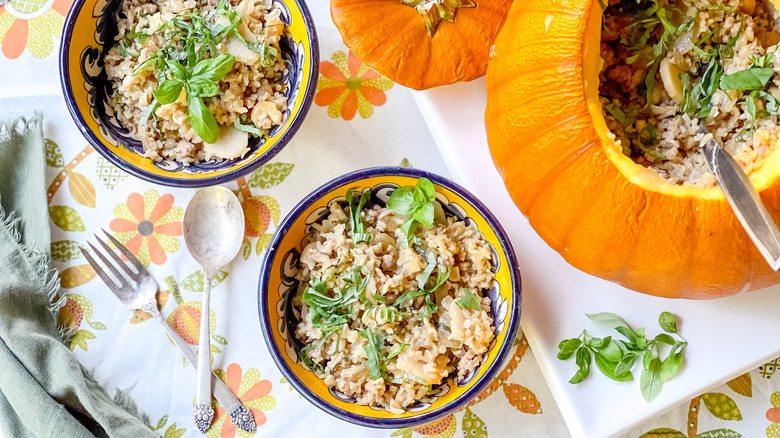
[401,0,476,37]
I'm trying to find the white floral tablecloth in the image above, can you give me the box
[3,0,780,436]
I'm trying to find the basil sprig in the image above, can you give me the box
[387,177,437,246]
[153,54,235,143]
[558,311,687,402]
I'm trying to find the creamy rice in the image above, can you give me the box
[600,0,780,186]
[294,200,496,413]
[105,0,288,164]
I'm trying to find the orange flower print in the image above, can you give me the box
[207,363,276,438]
[0,0,71,59]
[109,190,183,267]
[315,50,393,120]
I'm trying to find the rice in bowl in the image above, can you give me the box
[105,0,288,164]
[293,179,498,414]
[600,0,780,186]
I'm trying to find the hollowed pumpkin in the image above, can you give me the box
[485,0,780,299]
[331,0,513,90]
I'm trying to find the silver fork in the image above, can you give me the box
[80,230,257,435]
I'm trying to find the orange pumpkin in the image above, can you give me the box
[485,0,780,299]
[331,0,513,90]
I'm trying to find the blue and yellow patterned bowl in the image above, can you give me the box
[258,167,522,428]
[59,0,318,187]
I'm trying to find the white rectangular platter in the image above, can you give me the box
[414,77,780,438]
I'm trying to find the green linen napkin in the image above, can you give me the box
[0,113,156,438]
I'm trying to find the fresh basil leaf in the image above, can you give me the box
[586,336,611,350]
[640,358,663,402]
[615,326,639,344]
[387,187,415,215]
[658,311,678,334]
[186,78,220,97]
[412,201,435,227]
[154,79,183,104]
[598,339,622,362]
[653,333,676,346]
[586,312,630,328]
[191,53,235,81]
[594,352,633,382]
[635,329,648,350]
[569,347,591,384]
[233,118,264,137]
[187,94,219,143]
[719,67,774,91]
[166,59,189,80]
[456,288,482,311]
[643,349,653,369]
[660,351,683,382]
[614,352,637,377]
[416,178,435,202]
[557,338,582,360]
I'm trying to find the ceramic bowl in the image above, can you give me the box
[258,166,522,428]
[59,0,318,187]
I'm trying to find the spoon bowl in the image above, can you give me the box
[183,186,245,274]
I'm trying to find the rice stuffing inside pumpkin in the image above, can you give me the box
[599,0,780,186]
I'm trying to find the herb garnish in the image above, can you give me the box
[358,328,411,381]
[558,311,687,402]
[387,177,437,246]
[346,188,373,244]
[233,117,264,137]
[301,267,370,329]
[153,54,235,143]
[393,252,449,310]
[456,288,482,311]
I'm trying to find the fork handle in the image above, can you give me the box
[141,302,246,416]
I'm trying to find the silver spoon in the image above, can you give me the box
[183,186,249,434]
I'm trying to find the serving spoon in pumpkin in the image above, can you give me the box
[698,125,780,271]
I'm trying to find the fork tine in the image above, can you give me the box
[93,234,142,282]
[101,228,146,273]
[80,246,123,292]
[86,241,133,289]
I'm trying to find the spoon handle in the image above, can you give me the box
[194,276,214,433]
